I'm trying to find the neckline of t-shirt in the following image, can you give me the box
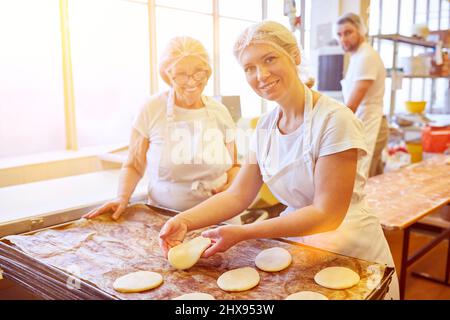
[273,95,326,137]
[275,125,304,139]
[174,104,207,113]
[275,115,304,138]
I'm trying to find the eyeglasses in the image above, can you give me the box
[171,70,208,85]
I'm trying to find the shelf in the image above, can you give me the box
[387,74,450,79]
[371,34,439,48]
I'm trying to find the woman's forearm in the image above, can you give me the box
[226,166,240,183]
[176,189,251,231]
[241,205,345,241]
[117,166,144,203]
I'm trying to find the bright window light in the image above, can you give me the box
[0,0,65,158]
[155,6,214,95]
[219,0,262,21]
[219,17,261,119]
[155,0,212,14]
[69,0,150,148]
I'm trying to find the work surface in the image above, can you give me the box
[2,205,392,300]
[366,154,450,230]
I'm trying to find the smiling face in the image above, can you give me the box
[336,22,363,53]
[239,43,300,103]
[167,55,210,108]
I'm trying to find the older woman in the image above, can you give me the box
[158,21,399,299]
[85,36,239,218]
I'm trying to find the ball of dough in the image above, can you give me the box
[255,247,292,272]
[314,266,360,290]
[285,291,328,300]
[113,271,163,293]
[172,292,215,300]
[168,236,211,270]
[217,267,260,292]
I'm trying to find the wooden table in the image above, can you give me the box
[365,154,450,299]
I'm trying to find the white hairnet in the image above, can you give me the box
[334,12,367,37]
[233,20,313,85]
[159,36,211,85]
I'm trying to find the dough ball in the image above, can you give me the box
[314,266,360,290]
[255,247,292,272]
[172,292,215,300]
[168,236,211,270]
[113,271,163,293]
[217,267,260,292]
[285,291,328,300]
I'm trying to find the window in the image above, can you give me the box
[368,0,381,36]
[70,0,150,148]
[219,17,261,118]
[398,0,414,36]
[415,0,428,25]
[369,0,449,115]
[304,0,312,54]
[265,0,311,113]
[267,0,291,29]
[219,0,262,21]
[0,0,65,158]
[442,1,450,29]
[155,5,214,95]
[0,0,310,159]
[219,0,263,119]
[155,0,212,14]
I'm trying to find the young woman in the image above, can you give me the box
[158,22,399,299]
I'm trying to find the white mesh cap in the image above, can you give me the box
[233,20,313,85]
[159,36,212,85]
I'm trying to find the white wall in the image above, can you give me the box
[309,0,369,95]
[310,0,340,90]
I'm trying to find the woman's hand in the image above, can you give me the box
[201,224,246,258]
[212,166,240,194]
[159,217,189,258]
[82,198,128,220]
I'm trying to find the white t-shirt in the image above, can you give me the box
[343,42,386,121]
[251,94,368,204]
[250,96,397,284]
[263,124,304,176]
[133,92,236,181]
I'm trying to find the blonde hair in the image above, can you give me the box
[233,20,313,85]
[233,20,300,66]
[159,36,211,85]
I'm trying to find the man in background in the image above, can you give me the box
[335,12,388,177]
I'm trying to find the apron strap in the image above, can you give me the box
[302,83,314,158]
[166,89,176,122]
[261,107,280,163]
[166,89,212,122]
[262,83,315,164]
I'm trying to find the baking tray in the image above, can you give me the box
[0,204,393,300]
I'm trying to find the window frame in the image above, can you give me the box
[2,0,309,159]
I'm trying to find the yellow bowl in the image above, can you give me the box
[405,101,426,113]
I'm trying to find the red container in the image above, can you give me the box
[422,126,450,153]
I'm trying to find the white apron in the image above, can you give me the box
[260,84,399,299]
[340,78,382,179]
[147,90,232,211]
